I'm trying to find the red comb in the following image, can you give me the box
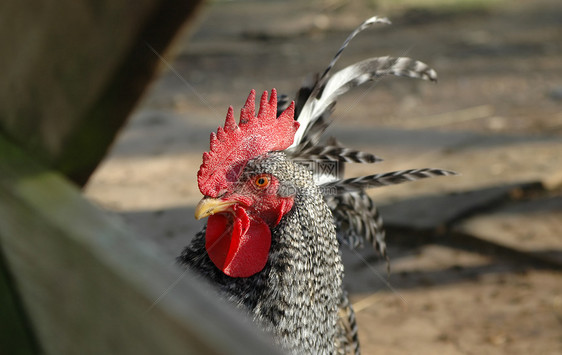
[197,89,299,197]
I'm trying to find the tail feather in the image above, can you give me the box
[295,145,383,164]
[335,291,361,355]
[327,191,387,257]
[290,55,437,150]
[322,168,457,194]
[316,16,391,95]
[278,17,455,267]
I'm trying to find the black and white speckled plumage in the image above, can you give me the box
[180,152,344,354]
[181,16,457,354]
[279,17,444,263]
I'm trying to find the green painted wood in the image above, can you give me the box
[0,134,283,355]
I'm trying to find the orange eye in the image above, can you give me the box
[254,175,270,189]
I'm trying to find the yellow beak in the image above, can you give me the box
[194,198,238,220]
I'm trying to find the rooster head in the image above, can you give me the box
[195,89,299,277]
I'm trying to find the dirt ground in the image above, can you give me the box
[85,0,562,353]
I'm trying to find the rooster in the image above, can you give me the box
[179,17,454,354]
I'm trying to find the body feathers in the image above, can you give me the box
[180,16,455,355]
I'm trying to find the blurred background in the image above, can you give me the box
[84,0,561,353]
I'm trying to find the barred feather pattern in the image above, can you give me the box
[294,145,383,164]
[317,16,391,86]
[183,15,456,355]
[289,55,437,151]
[326,191,386,256]
[335,291,361,355]
[277,17,453,353]
[322,168,457,194]
[278,18,445,256]
[287,17,390,150]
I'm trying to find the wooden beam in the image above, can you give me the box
[0,135,283,355]
[0,0,202,185]
[0,249,38,355]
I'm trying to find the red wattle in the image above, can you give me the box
[205,207,271,278]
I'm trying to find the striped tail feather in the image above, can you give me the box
[291,55,438,151]
[335,291,361,355]
[327,191,387,257]
[281,15,438,154]
[294,145,383,164]
[316,16,391,90]
[278,17,455,269]
[322,168,457,194]
[286,16,391,150]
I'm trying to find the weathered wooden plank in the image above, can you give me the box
[0,135,283,355]
[0,250,38,355]
[0,0,202,185]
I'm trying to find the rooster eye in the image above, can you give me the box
[254,175,270,189]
